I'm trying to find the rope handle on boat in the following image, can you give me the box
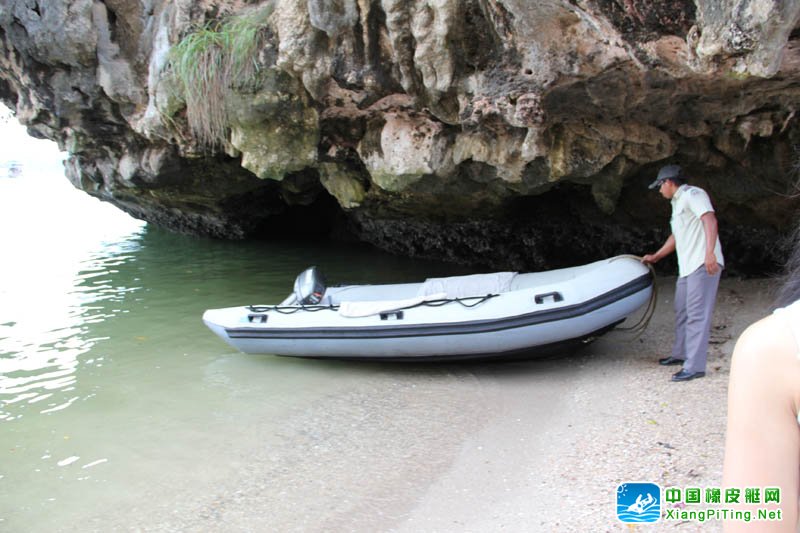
[409,294,498,308]
[611,254,658,339]
[247,304,335,314]
[247,294,498,314]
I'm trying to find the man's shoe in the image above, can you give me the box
[671,370,705,382]
[658,356,685,366]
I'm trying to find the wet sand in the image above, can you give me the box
[93,276,771,532]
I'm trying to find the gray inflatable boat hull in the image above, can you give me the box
[202,256,653,361]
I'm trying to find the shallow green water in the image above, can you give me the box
[0,145,478,530]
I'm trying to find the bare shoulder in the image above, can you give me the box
[737,313,794,348]
[729,314,800,416]
[732,313,798,369]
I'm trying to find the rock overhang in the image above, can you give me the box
[1,0,799,274]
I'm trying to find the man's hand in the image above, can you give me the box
[643,235,675,266]
[705,252,720,275]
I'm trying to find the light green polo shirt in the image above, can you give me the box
[670,184,725,277]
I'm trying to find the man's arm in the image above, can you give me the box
[701,212,720,275]
[642,234,676,264]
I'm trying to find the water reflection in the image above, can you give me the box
[0,172,146,421]
[0,231,145,421]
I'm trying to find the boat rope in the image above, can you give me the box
[248,304,337,314]
[405,294,498,309]
[247,294,498,315]
[610,254,658,340]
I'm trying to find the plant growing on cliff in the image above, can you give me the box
[169,5,274,149]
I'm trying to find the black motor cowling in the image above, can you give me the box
[293,266,326,305]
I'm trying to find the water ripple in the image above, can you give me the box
[0,184,145,421]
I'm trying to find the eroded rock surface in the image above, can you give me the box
[2,0,800,273]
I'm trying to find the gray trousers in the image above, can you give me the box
[671,265,722,373]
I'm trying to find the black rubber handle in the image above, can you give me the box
[534,291,564,304]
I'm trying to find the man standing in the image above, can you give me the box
[642,164,724,382]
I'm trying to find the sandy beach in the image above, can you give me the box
[114,274,770,533]
[391,275,769,533]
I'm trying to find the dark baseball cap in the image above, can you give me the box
[648,164,682,189]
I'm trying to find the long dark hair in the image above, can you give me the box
[774,225,800,308]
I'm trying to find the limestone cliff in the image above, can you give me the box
[2,0,800,273]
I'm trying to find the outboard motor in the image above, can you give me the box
[293,266,327,305]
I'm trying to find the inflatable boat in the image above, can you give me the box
[203,256,654,361]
